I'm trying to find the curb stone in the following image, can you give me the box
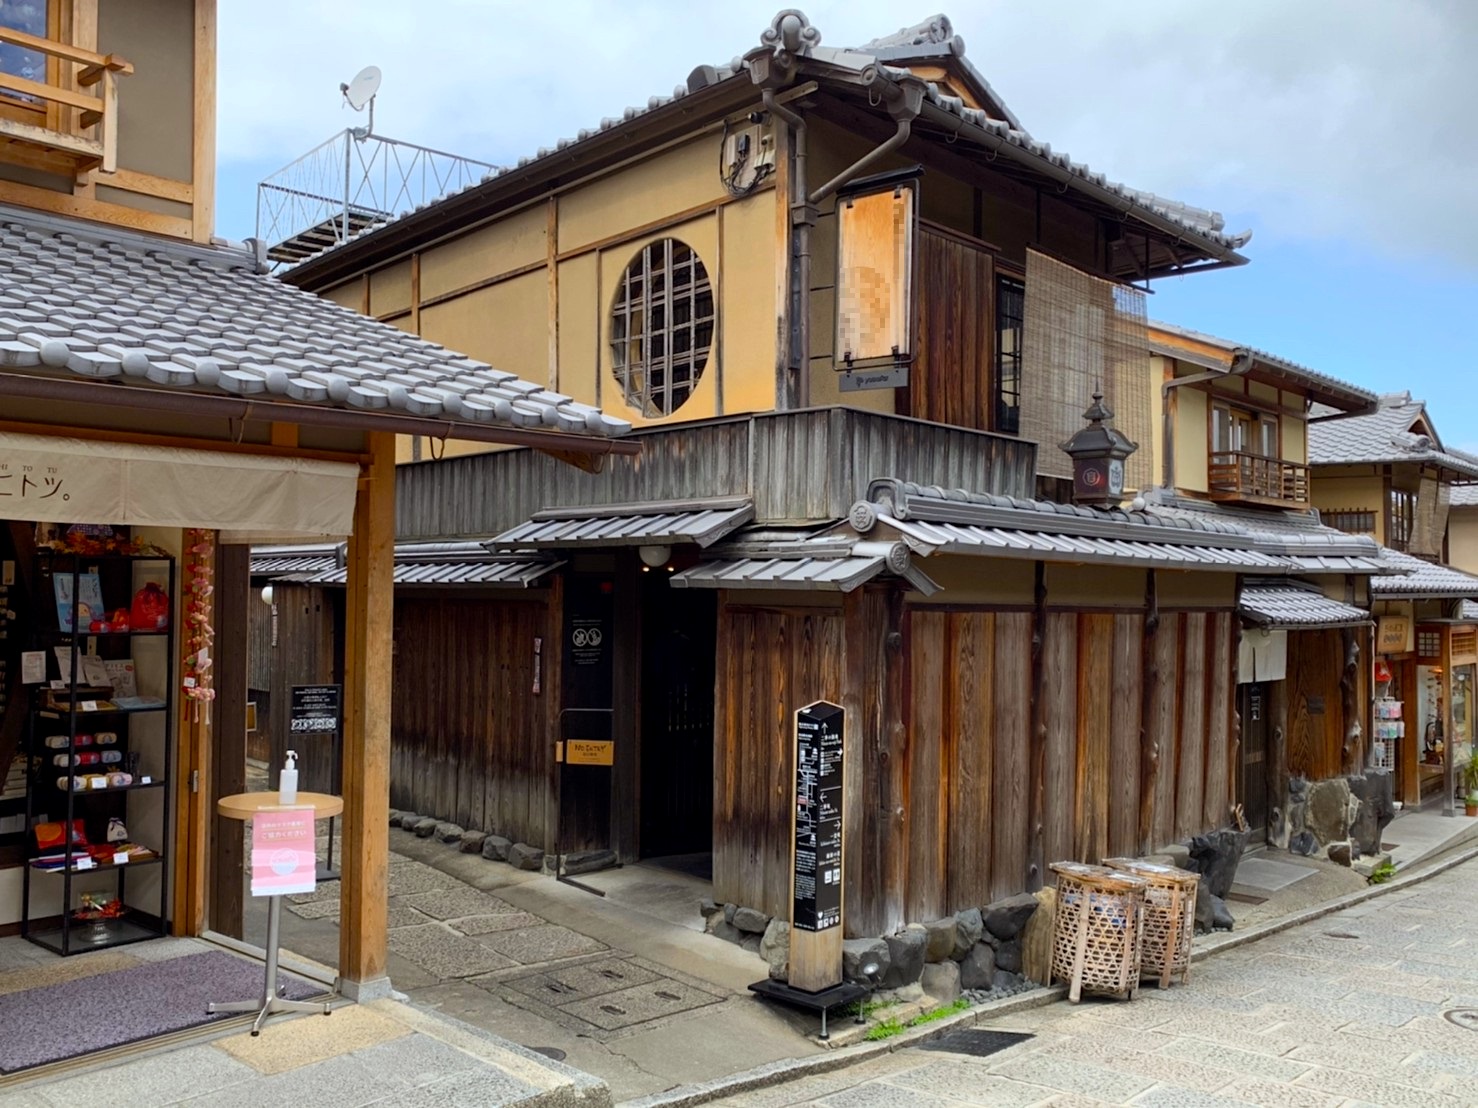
[617,843,1478,1108]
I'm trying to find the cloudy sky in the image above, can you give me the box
[217,1,1478,444]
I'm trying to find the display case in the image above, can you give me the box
[21,549,175,955]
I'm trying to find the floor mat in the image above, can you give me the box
[916,1028,1034,1058]
[0,950,322,1073]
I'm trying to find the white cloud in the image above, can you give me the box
[220,0,1478,268]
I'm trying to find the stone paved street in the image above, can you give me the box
[709,857,1478,1107]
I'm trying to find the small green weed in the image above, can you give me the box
[1367,859,1397,885]
[843,996,893,1020]
[864,1016,906,1041]
[907,997,971,1026]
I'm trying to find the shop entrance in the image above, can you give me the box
[638,573,715,862]
[1239,681,1271,838]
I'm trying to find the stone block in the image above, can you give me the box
[761,919,790,980]
[710,921,744,945]
[958,941,996,990]
[983,893,1039,941]
[723,903,738,924]
[921,960,961,1004]
[882,925,928,989]
[481,835,511,862]
[434,822,464,843]
[1327,841,1353,867]
[508,843,544,871]
[739,932,762,955]
[992,969,1023,991]
[412,817,439,838]
[562,849,616,876]
[951,907,983,961]
[457,830,487,854]
[1304,777,1354,847]
[698,899,724,926]
[1353,851,1393,879]
[1020,887,1055,986]
[993,939,1022,974]
[1187,828,1250,897]
[732,906,770,934]
[388,810,406,827]
[875,982,925,1006]
[1289,829,1318,856]
[1348,770,1395,855]
[922,917,955,962]
[843,937,890,985]
[1158,843,1191,869]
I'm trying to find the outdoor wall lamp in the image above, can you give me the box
[638,544,672,568]
[259,585,274,605]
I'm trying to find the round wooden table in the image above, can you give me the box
[208,792,342,1034]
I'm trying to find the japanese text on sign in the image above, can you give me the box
[0,462,67,501]
[289,684,341,734]
[792,700,844,933]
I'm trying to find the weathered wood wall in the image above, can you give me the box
[711,587,1241,935]
[257,583,338,792]
[396,408,1037,538]
[1286,628,1347,782]
[390,596,551,846]
[908,228,995,432]
[712,601,843,919]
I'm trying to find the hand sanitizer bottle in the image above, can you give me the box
[279,750,298,805]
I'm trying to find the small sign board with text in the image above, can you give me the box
[251,807,316,896]
[789,699,845,992]
[290,684,341,734]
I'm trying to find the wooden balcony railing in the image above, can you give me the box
[0,28,132,175]
[1208,451,1309,505]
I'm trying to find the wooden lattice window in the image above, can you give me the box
[1325,508,1376,535]
[610,238,714,417]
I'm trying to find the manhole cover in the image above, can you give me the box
[528,1046,567,1061]
[917,1029,1034,1058]
[1443,1008,1478,1032]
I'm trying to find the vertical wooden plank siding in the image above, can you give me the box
[1287,629,1342,781]
[1108,614,1143,859]
[1040,612,1078,880]
[1074,615,1113,864]
[1149,613,1182,849]
[1202,613,1234,830]
[947,613,994,911]
[991,613,1032,900]
[388,598,548,846]
[906,610,948,923]
[910,229,993,430]
[1173,613,1208,841]
[712,604,843,920]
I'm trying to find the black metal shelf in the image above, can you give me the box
[47,779,167,795]
[25,909,165,956]
[34,704,168,718]
[29,852,162,874]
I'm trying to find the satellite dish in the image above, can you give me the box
[340,66,381,111]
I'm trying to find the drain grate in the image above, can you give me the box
[917,1029,1034,1058]
[1443,1008,1478,1032]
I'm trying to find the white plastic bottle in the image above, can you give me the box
[279,750,298,805]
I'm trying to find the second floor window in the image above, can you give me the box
[1212,401,1277,458]
[610,237,714,418]
[1389,488,1416,551]
[995,275,1024,434]
[0,1,50,104]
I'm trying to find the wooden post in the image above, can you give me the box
[1138,570,1160,854]
[339,432,395,996]
[1026,562,1047,890]
[190,0,216,243]
[1442,628,1456,816]
[1340,626,1360,775]
[173,530,216,937]
[209,543,249,938]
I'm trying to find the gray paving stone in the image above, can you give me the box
[388,901,435,929]
[1213,1078,1344,1108]
[388,923,520,980]
[815,1083,960,1108]
[286,897,342,921]
[452,912,545,936]
[1293,1065,1466,1107]
[505,956,663,1004]
[477,924,607,965]
[883,1059,1058,1106]
[387,861,460,898]
[401,887,520,921]
[23,1044,254,1106]
[557,978,723,1031]
[172,1052,410,1108]
[989,1055,1155,1103]
[1129,1087,1263,1108]
[351,1032,482,1089]
[364,1068,546,1107]
[1156,1039,1310,1083]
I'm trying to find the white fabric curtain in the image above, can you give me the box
[0,431,359,539]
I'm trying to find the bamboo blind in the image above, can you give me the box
[1019,249,1153,493]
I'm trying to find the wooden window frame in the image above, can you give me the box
[609,237,715,419]
[1388,487,1416,552]
[0,0,60,124]
[1209,399,1280,459]
[993,272,1025,436]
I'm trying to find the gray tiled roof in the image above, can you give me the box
[1239,582,1370,629]
[253,540,562,588]
[847,479,1372,573]
[492,498,754,550]
[1148,320,1377,411]
[1369,547,1478,599]
[285,12,1247,270]
[0,209,631,437]
[1308,393,1478,478]
[673,551,889,592]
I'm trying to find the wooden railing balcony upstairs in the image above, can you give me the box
[1208,450,1309,506]
[396,407,1039,540]
[0,28,131,176]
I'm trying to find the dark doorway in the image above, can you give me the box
[1239,681,1270,837]
[559,574,616,854]
[639,574,716,859]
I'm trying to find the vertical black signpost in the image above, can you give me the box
[749,699,862,1038]
[289,684,342,880]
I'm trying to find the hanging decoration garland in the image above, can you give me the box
[182,528,216,720]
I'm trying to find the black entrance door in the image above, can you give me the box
[639,576,716,858]
[1239,682,1270,837]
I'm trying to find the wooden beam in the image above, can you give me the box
[0,25,129,72]
[173,530,216,937]
[1026,563,1047,889]
[0,418,362,464]
[339,433,395,995]
[546,196,558,390]
[191,0,217,243]
[0,116,102,165]
[268,422,299,449]
[103,168,194,204]
[0,176,191,237]
[0,71,102,113]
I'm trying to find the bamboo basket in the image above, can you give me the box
[1048,862,1147,1003]
[1104,857,1198,989]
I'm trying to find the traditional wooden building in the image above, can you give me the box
[0,0,634,1026]
[275,11,1314,934]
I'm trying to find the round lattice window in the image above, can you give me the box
[610,238,714,417]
